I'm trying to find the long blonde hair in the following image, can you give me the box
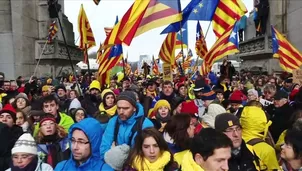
[36,124,67,143]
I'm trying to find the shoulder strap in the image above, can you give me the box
[128,116,145,146]
[113,117,120,146]
[246,138,265,146]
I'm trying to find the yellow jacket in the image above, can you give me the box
[276,129,287,151]
[180,151,204,171]
[240,106,280,170]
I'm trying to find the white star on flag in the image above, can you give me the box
[196,32,200,39]
[230,31,237,39]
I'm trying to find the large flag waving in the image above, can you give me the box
[161,0,218,34]
[176,22,188,49]
[212,0,247,37]
[195,21,208,59]
[98,45,123,75]
[78,4,96,63]
[158,32,177,65]
[103,0,182,48]
[204,23,239,66]
[272,26,302,73]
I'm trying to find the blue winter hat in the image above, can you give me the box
[201,86,216,101]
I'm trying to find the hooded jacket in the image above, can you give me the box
[240,106,280,170]
[54,118,113,171]
[100,103,154,159]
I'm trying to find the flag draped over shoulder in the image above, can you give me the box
[195,21,208,59]
[203,23,239,67]
[47,20,58,43]
[103,0,182,48]
[212,0,247,37]
[158,32,177,66]
[271,26,302,73]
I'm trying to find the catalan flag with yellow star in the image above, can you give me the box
[195,21,208,59]
[272,26,302,73]
[78,4,96,64]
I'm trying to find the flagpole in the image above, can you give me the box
[52,5,82,96]
[33,40,48,77]
[122,53,126,77]
[179,21,185,66]
[85,44,91,78]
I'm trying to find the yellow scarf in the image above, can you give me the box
[181,151,204,171]
[132,151,171,171]
[145,89,157,98]
[99,103,117,117]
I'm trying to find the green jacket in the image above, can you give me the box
[33,112,74,136]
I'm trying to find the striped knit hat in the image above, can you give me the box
[12,133,37,155]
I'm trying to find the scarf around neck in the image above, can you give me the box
[132,151,171,171]
[99,103,117,117]
[10,156,38,171]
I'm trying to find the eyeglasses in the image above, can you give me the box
[69,138,89,146]
[224,127,242,134]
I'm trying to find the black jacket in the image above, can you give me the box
[266,103,294,142]
[0,123,11,171]
[228,141,258,171]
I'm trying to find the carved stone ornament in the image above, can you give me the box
[41,43,55,55]
[239,36,265,54]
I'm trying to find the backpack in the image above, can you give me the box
[246,135,275,171]
[113,116,145,146]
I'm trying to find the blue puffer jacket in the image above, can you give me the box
[100,103,154,159]
[54,118,113,171]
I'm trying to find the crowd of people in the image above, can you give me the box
[0,68,302,171]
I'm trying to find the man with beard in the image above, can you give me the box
[81,80,102,115]
[56,85,71,112]
[100,91,153,163]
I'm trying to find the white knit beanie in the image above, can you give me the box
[202,104,226,128]
[12,133,37,155]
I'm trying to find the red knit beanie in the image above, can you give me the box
[181,101,198,116]
[229,90,244,104]
[0,104,17,122]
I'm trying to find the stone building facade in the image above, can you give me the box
[234,0,302,74]
[0,0,82,80]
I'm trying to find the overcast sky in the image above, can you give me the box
[64,0,253,62]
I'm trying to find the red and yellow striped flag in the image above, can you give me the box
[272,26,302,73]
[47,20,58,43]
[195,21,208,59]
[78,4,96,63]
[158,32,177,66]
[204,23,239,67]
[212,0,247,38]
[200,61,211,76]
[152,55,160,75]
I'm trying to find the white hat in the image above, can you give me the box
[12,133,37,155]
[248,89,259,98]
